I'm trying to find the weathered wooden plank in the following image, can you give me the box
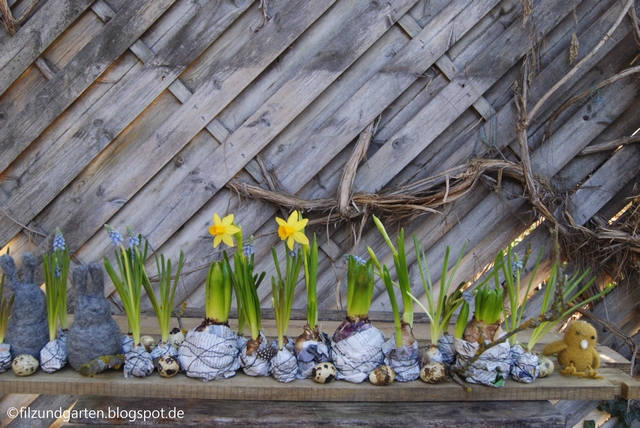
[302,0,636,310]
[156,0,503,305]
[25,0,337,284]
[30,0,413,293]
[570,145,640,226]
[0,0,177,174]
[352,0,580,194]
[0,0,252,247]
[0,0,95,95]
[5,394,78,428]
[272,0,500,190]
[362,73,640,312]
[68,397,566,427]
[0,364,628,402]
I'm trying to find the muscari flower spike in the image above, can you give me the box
[52,228,66,252]
[126,225,140,248]
[243,237,255,257]
[105,224,124,247]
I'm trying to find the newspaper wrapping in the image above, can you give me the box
[437,333,456,366]
[40,331,67,373]
[269,338,297,383]
[382,334,420,382]
[150,341,178,366]
[295,333,331,379]
[122,335,154,378]
[510,342,539,383]
[177,324,240,381]
[453,337,511,387]
[240,331,273,377]
[0,343,11,372]
[331,325,385,383]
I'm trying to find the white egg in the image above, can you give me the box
[168,329,185,349]
[369,365,395,386]
[156,355,180,378]
[537,355,555,378]
[311,362,337,384]
[12,354,39,376]
[420,362,446,383]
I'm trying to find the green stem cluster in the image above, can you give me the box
[43,230,70,341]
[345,255,374,319]
[272,247,303,350]
[498,244,542,346]
[205,258,232,325]
[143,251,184,343]
[412,240,466,344]
[527,260,614,350]
[104,228,148,347]
[302,234,318,331]
[0,249,15,344]
[229,231,265,341]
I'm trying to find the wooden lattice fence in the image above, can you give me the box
[1,0,640,424]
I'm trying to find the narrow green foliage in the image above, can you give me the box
[499,244,543,346]
[345,255,374,318]
[0,248,15,344]
[228,230,265,340]
[527,261,614,350]
[371,216,413,326]
[143,251,184,343]
[302,234,319,330]
[272,247,303,349]
[380,265,403,348]
[43,229,70,341]
[103,225,148,347]
[411,238,467,343]
[454,301,470,339]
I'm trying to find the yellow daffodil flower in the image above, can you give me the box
[209,213,241,248]
[276,210,309,250]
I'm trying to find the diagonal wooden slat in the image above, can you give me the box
[0,0,95,95]
[32,0,413,263]
[270,0,500,191]
[0,0,253,247]
[353,0,581,195]
[104,0,503,305]
[0,0,176,174]
[27,0,339,261]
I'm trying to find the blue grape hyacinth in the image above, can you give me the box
[52,228,66,252]
[105,224,124,247]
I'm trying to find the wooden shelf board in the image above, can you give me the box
[0,366,633,402]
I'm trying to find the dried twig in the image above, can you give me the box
[0,0,19,35]
[579,134,640,155]
[337,119,378,216]
[546,65,640,137]
[528,0,635,121]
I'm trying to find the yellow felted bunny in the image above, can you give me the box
[542,320,602,379]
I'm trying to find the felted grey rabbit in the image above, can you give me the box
[1,252,49,359]
[66,262,122,370]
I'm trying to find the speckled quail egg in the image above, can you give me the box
[369,365,395,386]
[168,328,185,349]
[140,335,156,352]
[537,354,554,378]
[420,362,446,383]
[311,362,337,384]
[156,355,180,378]
[12,354,39,376]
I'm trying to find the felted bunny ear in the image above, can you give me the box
[21,252,36,284]
[88,262,105,296]
[73,265,89,296]
[0,254,18,286]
